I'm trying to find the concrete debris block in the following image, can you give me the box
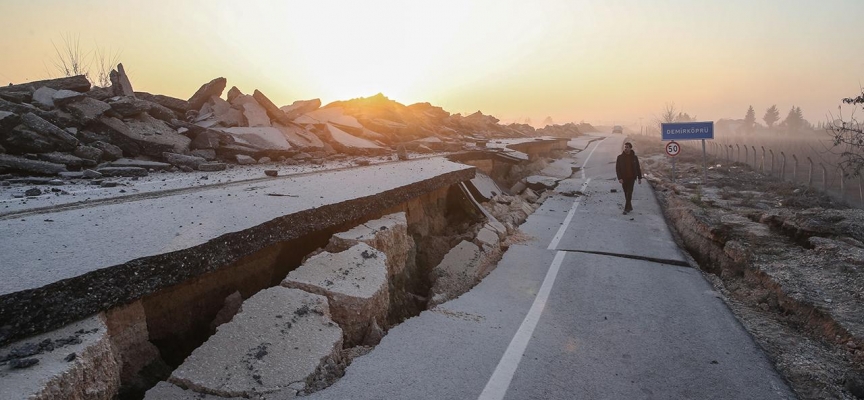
[190,130,225,150]
[144,381,226,400]
[63,97,112,124]
[190,149,217,161]
[282,243,389,346]
[187,77,227,112]
[72,145,103,162]
[3,125,59,154]
[51,90,86,108]
[197,162,227,171]
[258,157,272,164]
[0,75,91,94]
[58,171,84,179]
[326,212,413,278]
[96,166,148,177]
[0,90,31,104]
[21,113,79,150]
[475,226,500,250]
[0,111,19,131]
[91,141,123,161]
[253,89,292,125]
[162,152,206,170]
[215,127,292,152]
[295,107,364,131]
[134,92,190,113]
[104,158,171,170]
[169,287,342,398]
[98,115,191,157]
[273,123,325,151]
[235,154,256,165]
[241,99,271,127]
[0,97,36,115]
[209,291,243,332]
[280,98,321,120]
[466,171,503,202]
[226,86,243,103]
[109,63,135,97]
[32,87,57,109]
[37,152,94,169]
[0,315,120,400]
[396,144,408,160]
[107,97,150,117]
[428,241,482,307]
[85,87,114,101]
[525,175,559,190]
[522,188,539,203]
[82,169,103,179]
[0,154,67,175]
[324,123,386,155]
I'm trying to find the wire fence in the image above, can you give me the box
[634,128,864,208]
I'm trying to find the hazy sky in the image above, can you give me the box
[1,0,863,127]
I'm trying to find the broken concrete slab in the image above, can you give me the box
[162,152,206,170]
[466,171,504,202]
[214,127,292,152]
[187,77,227,112]
[0,315,120,400]
[0,111,19,131]
[169,287,342,398]
[91,141,123,161]
[51,90,86,108]
[324,124,386,156]
[295,107,364,132]
[37,152,94,169]
[109,63,135,97]
[63,97,112,124]
[526,175,559,190]
[144,382,225,400]
[235,154,256,165]
[253,89,292,125]
[197,162,227,171]
[107,97,151,117]
[428,241,482,307]
[326,212,413,278]
[32,87,57,109]
[226,86,243,103]
[97,115,191,157]
[241,99,271,127]
[0,154,67,175]
[211,96,245,127]
[103,159,171,170]
[283,243,389,345]
[103,301,162,386]
[190,149,216,161]
[96,167,148,177]
[2,125,60,154]
[280,99,321,120]
[273,123,325,151]
[21,113,79,150]
[134,92,190,114]
[0,75,91,94]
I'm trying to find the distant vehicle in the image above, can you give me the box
[612,125,623,134]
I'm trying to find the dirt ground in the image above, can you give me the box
[627,134,864,399]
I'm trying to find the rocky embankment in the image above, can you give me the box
[630,134,864,400]
[0,65,583,181]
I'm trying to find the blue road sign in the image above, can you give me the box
[661,121,714,141]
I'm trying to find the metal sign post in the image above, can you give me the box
[664,141,680,182]
[661,122,714,184]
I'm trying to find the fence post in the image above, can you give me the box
[792,154,798,182]
[744,145,749,165]
[859,175,863,204]
[769,149,775,175]
[752,146,757,169]
[728,145,733,162]
[780,152,786,180]
[821,163,827,191]
[736,144,740,163]
[760,146,765,173]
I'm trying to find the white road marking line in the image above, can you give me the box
[478,251,568,400]
[580,137,604,180]
[546,179,589,250]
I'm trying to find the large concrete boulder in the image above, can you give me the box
[323,123,386,156]
[169,287,342,398]
[326,212,413,278]
[273,123,324,151]
[239,97,271,127]
[280,99,321,120]
[108,63,135,97]
[63,97,112,124]
[253,89,292,125]
[32,87,57,109]
[428,240,483,307]
[214,127,292,153]
[187,77,227,112]
[0,315,121,400]
[282,243,389,346]
[211,96,245,127]
[97,115,191,157]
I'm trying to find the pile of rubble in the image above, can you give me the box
[0,65,575,179]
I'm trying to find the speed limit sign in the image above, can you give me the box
[665,141,681,157]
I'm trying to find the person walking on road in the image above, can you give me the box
[616,142,643,215]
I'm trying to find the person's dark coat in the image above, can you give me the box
[616,151,643,181]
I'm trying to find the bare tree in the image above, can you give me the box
[660,102,679,123]
[50,33,91,79]
[93,44,122,88]
[828,90,864,177]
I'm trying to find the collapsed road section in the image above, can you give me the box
[0,137,572,399]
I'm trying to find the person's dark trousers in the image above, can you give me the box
[622,178,636,211]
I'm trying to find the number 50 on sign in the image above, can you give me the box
[665,141,681,157]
